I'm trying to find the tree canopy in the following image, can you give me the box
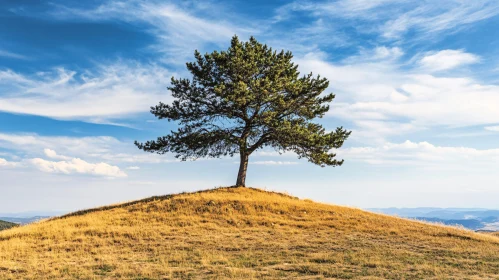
[135,36,351,186]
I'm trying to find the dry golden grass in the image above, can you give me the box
[484,232,499,237]
[1,186,499,279]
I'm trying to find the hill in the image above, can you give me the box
[0,220,17,231]
[1,187,499,279]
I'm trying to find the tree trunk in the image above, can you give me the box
[236,152,249,187]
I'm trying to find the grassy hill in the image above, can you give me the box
[0,220,17,231]
[1,187,499,279]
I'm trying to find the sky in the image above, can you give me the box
[1,0,499,213]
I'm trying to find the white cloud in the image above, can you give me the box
[0,133,120,157]
[276,1,499,41]
[252,161,299,165]
[8,149,129,178]
[343,46,404,64]
[349,121,424,144]
[275,0,400,22]
[1,144,129,178]
[126,166,140,170]
[485,126,499,132]
[0,133,171,164]
[0,158,20,168]
[295,50,499,142]
[0,49,29,60]
[370,46,404,60]
[265,18,351,55]
[29,157,127,178]
[51,1,256,63]
[0,69,33,84]
[0,62,171,122]
[419,50,480,71]
[381,1,499,39]
[44,148,71,160]
[253,150,298,158]
[338,140,499,166]
[1,145,128,178]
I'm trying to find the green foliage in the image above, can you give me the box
[136,36,350,181]
[0,220,17,231]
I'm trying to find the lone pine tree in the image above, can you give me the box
[135,36,351,187]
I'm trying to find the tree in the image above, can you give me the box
[135,36,351,187]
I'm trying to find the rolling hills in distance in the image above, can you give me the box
[369,208,499,231]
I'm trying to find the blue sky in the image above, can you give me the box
[1,0,499,213]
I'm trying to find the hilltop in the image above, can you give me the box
[0,220,17,231]
[1,187,499,279]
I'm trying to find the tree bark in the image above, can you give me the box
[236,152,249,187]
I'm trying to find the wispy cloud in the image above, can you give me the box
[295,48,499,142]
[50,0,257,63]
[126,166,140,170]
[342,46,404,64]
[419,50,480,72]
[339,140,499,167]
[252,161,299,165]
[381,1,499,39]
[0,133,172,164]
[0,62,171,122]
[275,0,499,41]
[485,126,499,132]
[0,49,29,60]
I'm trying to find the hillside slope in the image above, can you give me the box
[1,187,499,279]
[0,220,17,231]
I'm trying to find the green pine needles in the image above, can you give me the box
[135,36,351,186]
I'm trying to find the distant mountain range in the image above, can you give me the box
[0,211,64,225]
[0,216,51,225]
[368,208,499,231]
